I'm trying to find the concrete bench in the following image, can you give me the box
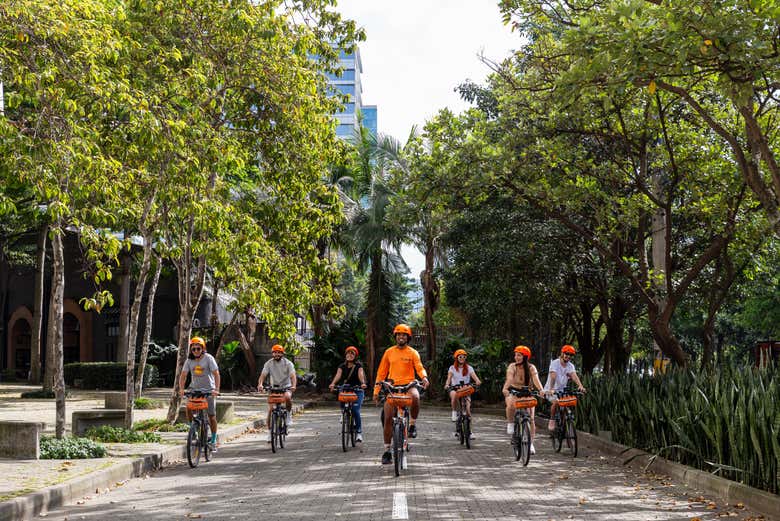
[72,409,126,436]
[104,392,126,409]
[176,401,234,424]
[0,421,45,459]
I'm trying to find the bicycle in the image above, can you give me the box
[379,380,421,477]
[551,389,583,457]
[183,389,213,468]
[336,384,360,452]
[447,383,476,449]
[508,386,540,466]
[264,385,291,453]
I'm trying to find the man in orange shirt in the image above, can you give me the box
[373,323,429,464]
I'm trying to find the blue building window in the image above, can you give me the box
[336,124,355,137]
[326,69,356,82]
[337,102,356,115]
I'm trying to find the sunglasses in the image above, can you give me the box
[190,346,203,351]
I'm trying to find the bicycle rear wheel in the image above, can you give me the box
[520,419,531,466]
[552,414,563,453]
[350,409,357,447]
[393,422,403,477]
[464,417,471,449]
[277,413,286,449]
[457,416,464,445]
[512,418,521,461]
[202,419,212,462]
[187,420,202,468]
[270,411,278,453]
[341,409,349,452]
[565,416,578,457]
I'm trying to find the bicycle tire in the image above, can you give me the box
[350,409,357,447]
[393,421,403,477]
[341,409,349,452]
[520,419,531,466]
[457,415,464,445]
[464,417,471,450]
[552,414,563,453]
[187,420,201,468]
[202,419,212,462]
[512,417,521,461]
[270,410,278,453]
[277,413,285,449]
[566,416,578,457]
[404,409,411,452]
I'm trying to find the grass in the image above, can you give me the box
[133,418,189,432]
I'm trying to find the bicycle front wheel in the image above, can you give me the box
[187,420,202,468]
[341,409,349,452]
[202,419,212,462]
[464,417,471,450]
[552,415,563,453]
[393,422,403,477]
[565,416,578,457]
[520,419,531,466]
[277,413,286,449]
[350,410,357,447]
[457,416,464,445]
[512,418,521,461]
[270,411,278,453]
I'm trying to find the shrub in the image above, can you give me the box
[40,436,107,459]
[83,426,162,443]
[133,397,162,409]
[21,390,56,399]
[311,317,366,390]
[64,363,159,390]
[133,418,189,432]
[430,335,511,402]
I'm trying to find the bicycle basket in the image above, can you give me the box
[186,397,208,410]
[338,392,358,403]
[387,393,412,407]
[267,394,287,404]
[455,386,474,398]
[558,396,578,407]
[514,396,538,409]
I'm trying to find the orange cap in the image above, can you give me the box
[189,337,206,348]
[453,349,467,359]
[271,344,285,353]
[393,324,412,336]
[514,345,531,358]
[345,346,359,356]
[561,345,576,355]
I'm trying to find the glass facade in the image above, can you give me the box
[324,45,378,141]
[362,106,377,138]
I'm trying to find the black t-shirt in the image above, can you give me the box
[338,361,363,387]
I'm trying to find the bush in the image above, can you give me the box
[133,418,189,432]
[83,426,162,443]
[133,397,162,409]
[430,335,512,402]
[40,436,107,459]
[21,390,56,399]
[64,362,159,390]
[311,317,366,391]
[144,342,179,386]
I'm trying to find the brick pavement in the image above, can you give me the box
[40,405,767,521]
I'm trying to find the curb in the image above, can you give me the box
[533,417,780,519]
[0,401,312,521]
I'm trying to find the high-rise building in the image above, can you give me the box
[326,47,377,140]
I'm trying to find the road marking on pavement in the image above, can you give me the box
[392,492,409,519]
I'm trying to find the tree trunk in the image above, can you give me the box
[30,225,47,384]
[236,324,258,381]
[421,241,439,362]
[0,245,8,377]
[136,254,162,397]
[124,237,153,429]
[48,226,66,438]
[117,255,131,362]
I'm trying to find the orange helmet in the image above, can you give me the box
[271,344,285,353]
[561,345,576,355]
[393,324,412,337]
[453,349,467,359]
[514,345,531,358]
[189,337,206,348]
[345,346,359,357]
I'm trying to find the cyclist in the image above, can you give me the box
[258,344,297,443]
[502,345,544,453]
[328,345,367,442]
[178,336,221,449]
[444,349,482,436]
[373,323,429,465]
[544,344,586,432]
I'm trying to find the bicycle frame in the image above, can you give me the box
[380,380,420,477]
[509,386,538,466]
[265,385,291,453]
[552,389,582,457]
[448,383,475,448]
[337,384,359,451]
[184,389,212,468]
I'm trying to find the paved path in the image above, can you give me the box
[39,406,766,521]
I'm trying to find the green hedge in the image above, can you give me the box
[84,426,161,443]
[64,362,159,390]
[40,436,107,459]
[579,367,780,494]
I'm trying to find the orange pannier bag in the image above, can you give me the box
[514,396,538,409]
[455,386,474,399]
[338,392,358,403]
[387,393,412,408]
[558,396,578,408]
[268,394,287,404]
[187,397,208,411]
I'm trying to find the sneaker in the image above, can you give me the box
[453,431,460,438]
[451,410,458,422]
[381,451,392,464]
[530,443,536,455]
[470,432,475,440]
[356,433,363,442]
[506,423,514,435]
[408,424,417,438]
[210,433,218,445]
[286,412,293,426]
[548,420,556,431]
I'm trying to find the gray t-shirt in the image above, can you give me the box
[261,357,295,388]
[182,353,219,391]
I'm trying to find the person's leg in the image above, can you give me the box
[354,389,364,433]
[465,396,472,417]
[382,400,394,444]
[548,398,558,431]
[266,403,273,440]
[450,390,457,411]
[285,390,293,425]
[207,396,217,444]
[409,388,420,422]
[505,395,516,435]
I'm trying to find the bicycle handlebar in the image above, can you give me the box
[184,389,213,398]
[379,380,421,393]
[446,383,479,392]
[508,386,541,398]
[334,384,361,393]
[263,385,292,394]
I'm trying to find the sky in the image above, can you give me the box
[331,1,521,280]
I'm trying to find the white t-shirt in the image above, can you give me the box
[546,358,576,392]
[448,364,476,386]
